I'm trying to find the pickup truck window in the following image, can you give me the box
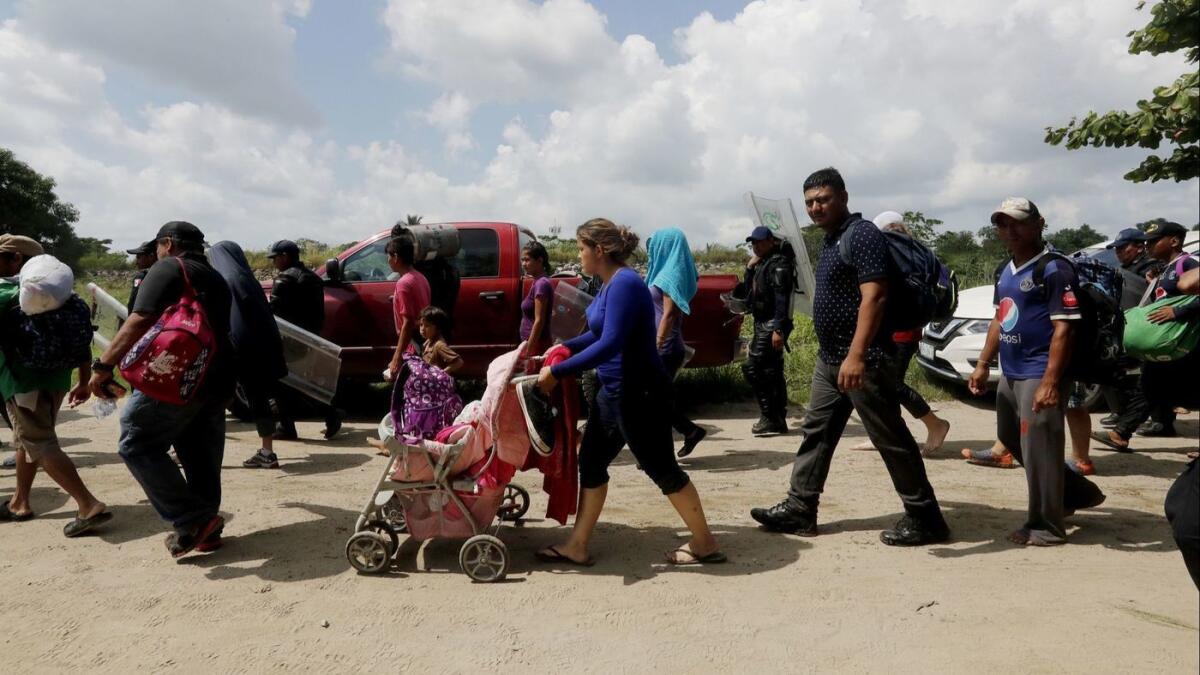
[341,238,392,282]
[451,229,500,278]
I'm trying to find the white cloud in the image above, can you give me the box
[381,0,623,104]
[419,92,477,156]
[14,0,320,126]
[1,0,1197,256]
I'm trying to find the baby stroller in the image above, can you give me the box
[345,347,534,582]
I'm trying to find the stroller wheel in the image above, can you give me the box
[499,484,531,521]
[378,496,408,533]
[363,519,400,556]
[346,532,391,574]
[459,535,508,582]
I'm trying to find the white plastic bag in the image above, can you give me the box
[18,254,74,315]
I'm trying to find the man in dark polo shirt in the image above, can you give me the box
[89,221,234,558]
[751,168,949,546]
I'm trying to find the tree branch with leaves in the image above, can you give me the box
[1045,0,1199,183]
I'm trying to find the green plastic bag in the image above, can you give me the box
[1123,296,1200,362]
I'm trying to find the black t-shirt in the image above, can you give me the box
[126,269,149,316]
[132,252,235,396]
[812,213,890,364]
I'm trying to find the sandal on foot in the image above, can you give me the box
[666,547,728,566]
[63,510,112,538]
[166,515,225,559]
[677,428,707,458]
[962,448,1015,469]
[1067,459,1095,476]
[0,501,33,522]
[1090,431,1130,452]
[534,545,595,567]
[195,524,224,553]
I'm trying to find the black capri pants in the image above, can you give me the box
[579,381,690,495]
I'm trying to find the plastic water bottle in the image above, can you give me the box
[93,398,117,419]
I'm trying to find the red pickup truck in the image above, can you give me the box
[302,222,743,380]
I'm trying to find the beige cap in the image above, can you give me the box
[990,197,1041,224]
[0,234,45,258]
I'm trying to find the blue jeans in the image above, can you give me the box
[118,390,226,532]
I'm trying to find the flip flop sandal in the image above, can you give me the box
[166,515,225,559]
[0,501,33,522]
[63,511,112,538]
[963,448,1015,469]
[1066,460,1096,476]
[666,547,728,566]
[534,545,595,567]
[677,428,707,458]
[1089,431,1130,452]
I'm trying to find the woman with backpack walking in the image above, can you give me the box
[209,241,289,470]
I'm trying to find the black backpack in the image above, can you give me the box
[1,294,94,371]
[839,223,959,332]
[993,252,1124,385]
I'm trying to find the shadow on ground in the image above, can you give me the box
[181,502,362,583]
[396,520,811,586]
[916,500,1178,559]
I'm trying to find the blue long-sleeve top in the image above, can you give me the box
[550,267,665,396]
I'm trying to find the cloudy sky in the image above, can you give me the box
[1,0,1196,250]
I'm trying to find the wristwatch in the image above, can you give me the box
[91,359,115,373]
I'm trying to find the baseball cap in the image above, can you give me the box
[266,239,300,258]
[1142,220,1187,241]
[0,234,45,258]
[1105,228,1149,249]
[154,221,205,245]
[745,225,777,242]
[125,240,156,256]
[990,197,1041,224]
[872,211,905,230]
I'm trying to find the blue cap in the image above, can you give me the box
[746,226,777,242]
[1105,228,1149,249]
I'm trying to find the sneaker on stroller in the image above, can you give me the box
[345,346,538,581]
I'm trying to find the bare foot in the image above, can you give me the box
[367,438,391,457]
[922,418,951,456]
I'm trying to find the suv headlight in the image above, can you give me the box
[960,319,991,335]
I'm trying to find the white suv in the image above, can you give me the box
[917,232,1199,401]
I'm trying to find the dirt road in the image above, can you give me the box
[1,401,1196,673]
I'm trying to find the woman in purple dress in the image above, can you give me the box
[519,241,553,358]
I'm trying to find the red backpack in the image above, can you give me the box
[119,257,218,405]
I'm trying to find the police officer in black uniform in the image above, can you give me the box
[739,226,794,435]
[124,241,158,317]
[266,239,341,440]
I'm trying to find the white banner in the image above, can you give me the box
[743,192,817,316]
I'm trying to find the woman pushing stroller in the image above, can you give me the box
[533,218,726,567]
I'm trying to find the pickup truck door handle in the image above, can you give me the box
[479,291,505,301]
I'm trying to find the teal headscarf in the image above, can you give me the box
[645,227,698,315]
